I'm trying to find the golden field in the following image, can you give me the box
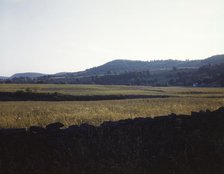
[0,84,223,128]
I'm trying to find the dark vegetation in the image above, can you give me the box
[0,107,224,174]
[0,91,170,101]
[57,63,224,86]
[1,55,224,86]
[75,54,224,76]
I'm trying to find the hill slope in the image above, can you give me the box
[79,54,224,76]
[10,72,47,79]
[2,54,224,86]
[0,76,8,80]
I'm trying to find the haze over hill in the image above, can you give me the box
[10,73,47,79]
[0,76,8,80]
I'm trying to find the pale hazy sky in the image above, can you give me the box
[0,0,223,76]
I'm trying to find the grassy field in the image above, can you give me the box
[0,83,224,97]
[0,84,223,128]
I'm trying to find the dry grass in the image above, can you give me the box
[0,84,224,128]
[0,97,223,128]
[0,84,224,97]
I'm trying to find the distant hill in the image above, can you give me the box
[74,54,224,77]
[202,54,224,65]
[1,54,224,86]
[10,73,46,79]
[90,62,224,86]
[0,76,8,80]
[81,59,197,76]
[54,72,73,76]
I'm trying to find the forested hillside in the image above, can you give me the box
[1,55,224,86]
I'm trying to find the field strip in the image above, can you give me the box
[0,92,173,101]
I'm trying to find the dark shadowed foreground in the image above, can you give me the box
[0,108,224,174]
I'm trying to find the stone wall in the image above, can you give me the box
[0,107,224,174]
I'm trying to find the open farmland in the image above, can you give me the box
[0,84,223,128]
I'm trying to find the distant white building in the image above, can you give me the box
[193,83,199,87]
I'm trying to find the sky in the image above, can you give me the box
[0,0,223,76]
